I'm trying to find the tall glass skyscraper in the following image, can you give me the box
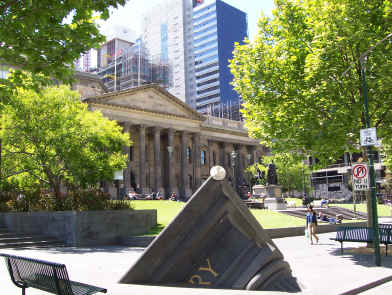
[142,0,247,119]
[142,0,197,102]
[190,0,247,115]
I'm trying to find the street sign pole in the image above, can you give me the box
[360,59,381,266]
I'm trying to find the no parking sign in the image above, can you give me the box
[352,164,369,191]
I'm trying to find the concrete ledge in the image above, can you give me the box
[0,210,157,247]
[265,222,368,239]
[127,222,368,247]
[339,275,392,295]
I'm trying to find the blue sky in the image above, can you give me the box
[100,0,275,41]
[223,0,275,39]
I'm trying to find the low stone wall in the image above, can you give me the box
[0,210,156,247]
[125,222,368,247]
[265,222,368,239]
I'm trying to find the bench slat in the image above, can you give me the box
[0,253,106,295]
[331,225,392,256]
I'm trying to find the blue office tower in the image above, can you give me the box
[192,0,247,119]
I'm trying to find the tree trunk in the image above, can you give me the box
[0,138,2,180]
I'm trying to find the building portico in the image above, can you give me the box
[86,84,265,199]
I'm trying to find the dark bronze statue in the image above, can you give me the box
[256,168,265,182]
[267,162,278,185]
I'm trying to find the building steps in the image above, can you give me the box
[0,228,64,249]
[121,236,155,247]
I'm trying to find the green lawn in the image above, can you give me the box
[132,200,185,226]
[132,200,305,235]
[250,209,304,229]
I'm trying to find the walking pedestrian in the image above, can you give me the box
[306,206,319,245]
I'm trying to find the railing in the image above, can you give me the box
[202,115,246,132]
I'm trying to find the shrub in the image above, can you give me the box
[0,189,133,212]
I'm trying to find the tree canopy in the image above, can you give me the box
[0,0,126,80]
[231,0,392,166]
[1,85,131,195]
[0,0,127,104]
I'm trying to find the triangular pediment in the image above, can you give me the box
[85,85,204,121]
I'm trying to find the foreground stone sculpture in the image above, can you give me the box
[120,166,301,292]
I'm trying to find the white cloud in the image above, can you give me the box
[98,0,161,42]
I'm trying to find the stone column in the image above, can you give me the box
[207,139,212,170]
[123,123,133,193]
[139,125,146,194]
[193,133,201,189]
[167,128,176,197]
[180,131,189,199]
[153,127,163,194]
[219,142,226,168]
[247,146,256,165]
[234,144,241,184]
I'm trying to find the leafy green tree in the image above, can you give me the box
[1,85,131,196]
[0,0,127,107]
[0,0,126,82]
[246,163,267,186]
[230,0,392,165]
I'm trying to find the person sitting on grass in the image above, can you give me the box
[318,212,329,222]
[156,191,161,200]
[169,192,178,201]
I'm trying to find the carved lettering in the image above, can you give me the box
[188,275,211,286]
[198,258,218,277]
[188,258,219,286]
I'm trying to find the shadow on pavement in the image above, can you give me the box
[328,246,392,268]
[312,242,336,246]
[6,245,145,254]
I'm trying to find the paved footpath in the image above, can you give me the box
[0,232,391,295]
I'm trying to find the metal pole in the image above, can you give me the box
[302,167,306,198]
[360,58,381,266]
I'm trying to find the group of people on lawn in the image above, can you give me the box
[126,191,181,201]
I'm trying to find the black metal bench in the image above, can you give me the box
[0,253,107,295]
[330,225,392,255]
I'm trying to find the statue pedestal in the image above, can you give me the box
[252,184,286,210]
[252,184,267,198]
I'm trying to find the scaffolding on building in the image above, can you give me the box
[97,42,170,92]
[200,100,244,121]
[309,153,385,200]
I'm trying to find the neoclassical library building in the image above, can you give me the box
[74,72,266,199]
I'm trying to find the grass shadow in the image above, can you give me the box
[143,223,165,236]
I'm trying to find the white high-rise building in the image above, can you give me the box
[142,0,247,120]
[141,0,197,103]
